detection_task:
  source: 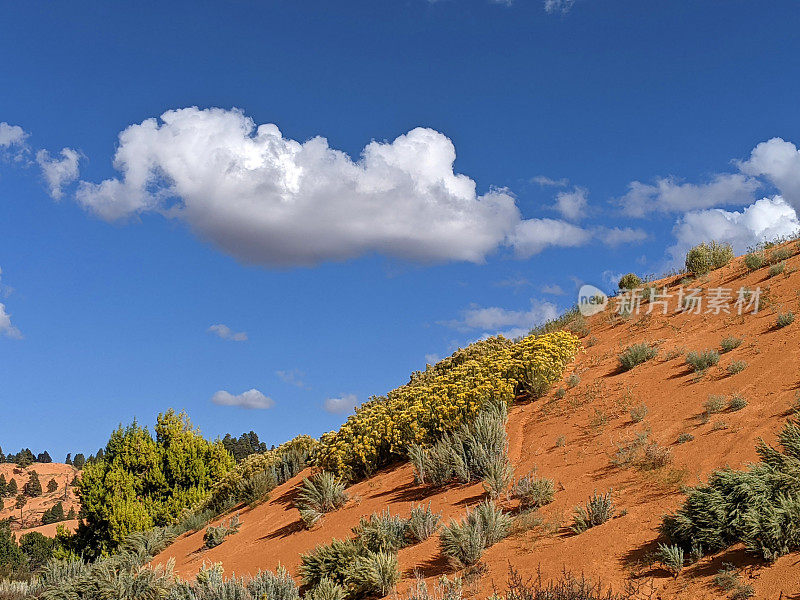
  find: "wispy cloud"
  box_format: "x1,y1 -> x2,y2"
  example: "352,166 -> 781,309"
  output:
441,298 -> 558,339
544,0 -> 576,14
494,276 -> 531,290
617,174 -> 759,217
0,267 -> 21,339
532,175 -> 569,187
593,226 -> 648,247
541,283 -> 565,295
211,388 -> 274,409
553,186 -> 589,221
324,393 -> 357,414
208,323 -> 248,342
424,353 -> 441,365
276,369 -> 309,389
37,148 -> 81,199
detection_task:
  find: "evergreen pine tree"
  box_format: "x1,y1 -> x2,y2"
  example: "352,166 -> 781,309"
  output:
0,520 -> 22,569
65,453 -> 72,466
7,478 -> 17,496
15,494 -> 27,524
24,471 -> 42,497
0,474 -> 6,497
66,506 -> 76,519
37,451 -> 52,463
47,478 -> 58,493
72,454 -> 85,470
16,449 -> 34,468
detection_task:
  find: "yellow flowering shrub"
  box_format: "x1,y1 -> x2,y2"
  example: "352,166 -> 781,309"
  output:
205,434 -> 318,511
316,331 -> 581,480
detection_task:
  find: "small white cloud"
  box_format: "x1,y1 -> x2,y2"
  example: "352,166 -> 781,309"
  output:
594,226 -> 648,247
0,123 -> 28,149
553,186 -> 588,221
541,284 -> 565,295
668,196 -> 800,265
442,298 -> 559,337
276,369 -> 309,389
494,276 -> 531,289
509,218 -> 593,257
37,148 -> 81,199
211,388 -> 274,409
544,0 -> 575,14
532,175 -> 568,187
324,393 -> 357,414
207,324 -> 248,342
618,174 -> 759,217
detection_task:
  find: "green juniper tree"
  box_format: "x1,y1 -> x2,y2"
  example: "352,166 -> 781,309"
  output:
76,409 -> 234,554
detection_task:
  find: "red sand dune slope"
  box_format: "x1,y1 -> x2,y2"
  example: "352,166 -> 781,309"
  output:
154,247 -> 800,599
0,462 -> 81,534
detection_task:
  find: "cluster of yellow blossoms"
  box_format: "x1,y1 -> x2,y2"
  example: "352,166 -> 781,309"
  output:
204,434 -> 318,509
315,330 -> 582,480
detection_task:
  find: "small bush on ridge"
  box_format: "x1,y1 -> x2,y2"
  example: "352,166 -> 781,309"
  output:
744,252 -> 764,271
511,473 -> 555,509
685,241 -> 733,275
686,349 -> 720,372
618,273 -> 643,290
777,312 -> 795,328
618,342 -> 658,371
571,491 -> 616,534
657,543 -> 684,578
720,336 -> 742,353
203,514 -> 241,549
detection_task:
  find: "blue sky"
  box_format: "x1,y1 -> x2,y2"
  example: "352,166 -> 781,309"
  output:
2,0 -> 800,460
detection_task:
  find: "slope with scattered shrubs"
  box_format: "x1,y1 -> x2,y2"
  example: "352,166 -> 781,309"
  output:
139,238 -> 800,600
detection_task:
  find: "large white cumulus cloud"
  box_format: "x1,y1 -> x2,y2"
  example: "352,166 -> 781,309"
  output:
76,107 -> 523,266
739,137 -> 800,211
668,196 -> 800,264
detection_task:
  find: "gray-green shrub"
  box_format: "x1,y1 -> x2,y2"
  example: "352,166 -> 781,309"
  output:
728,394 -> 748,411
203,514 -> 240,549
618,342 -> 658,371
720,336 -> 742,353
744,252 -> 764,271
657,544 -> 684,578
686,349 -> 720,372
407,502 -> 442,542
571,491 -> 616,534
685,241 -> 733,275
511,473 -> 555,509
727,361 -> 748,375
777,311 -> 795,328
295,472 -> 348,528
704,395 -> 726,414
661,411 -> 800,560
410,402 -> 511,489
439,501 -> 511,567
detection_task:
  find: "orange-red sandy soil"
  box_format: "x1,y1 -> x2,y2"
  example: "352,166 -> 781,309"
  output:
0,462 -> 80,535
153,246 -> 800,599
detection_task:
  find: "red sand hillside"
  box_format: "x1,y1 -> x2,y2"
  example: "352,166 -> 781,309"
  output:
153,244 -> 800,600
0,462 -> 80,535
